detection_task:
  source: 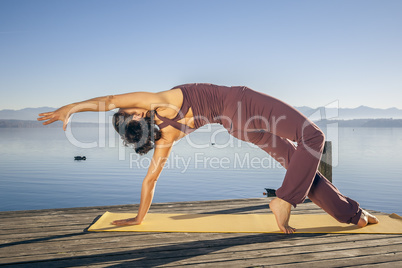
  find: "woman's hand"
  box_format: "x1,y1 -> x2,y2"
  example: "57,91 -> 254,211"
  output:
111,217 -> 142,226
37,105 -> 72,131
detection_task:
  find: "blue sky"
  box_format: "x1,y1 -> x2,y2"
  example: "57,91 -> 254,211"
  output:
1,0 -> 401,110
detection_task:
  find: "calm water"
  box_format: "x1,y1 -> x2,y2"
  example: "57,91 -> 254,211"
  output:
0,125 -> 401,215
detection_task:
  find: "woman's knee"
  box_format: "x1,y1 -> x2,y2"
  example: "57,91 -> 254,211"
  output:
301,124 -> 325,151
315,129 -> 325,150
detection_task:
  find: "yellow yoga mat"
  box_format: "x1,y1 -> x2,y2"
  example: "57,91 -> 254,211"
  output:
88,212 -> 402,234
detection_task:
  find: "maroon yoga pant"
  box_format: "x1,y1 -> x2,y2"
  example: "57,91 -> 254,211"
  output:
229,88 -> 362,224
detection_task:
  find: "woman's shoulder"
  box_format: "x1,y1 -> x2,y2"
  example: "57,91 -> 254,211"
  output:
157,88 -> 183,112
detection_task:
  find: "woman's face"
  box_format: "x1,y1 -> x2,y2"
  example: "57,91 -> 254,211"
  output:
118,108 -> 148,121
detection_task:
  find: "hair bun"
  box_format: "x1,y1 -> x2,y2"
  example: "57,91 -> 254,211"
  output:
113,111 -> 162,155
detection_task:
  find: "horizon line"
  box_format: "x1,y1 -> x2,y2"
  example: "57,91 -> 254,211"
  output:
1,105 -> 402,111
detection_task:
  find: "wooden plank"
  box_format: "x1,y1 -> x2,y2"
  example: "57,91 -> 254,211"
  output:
0,198 -> 400,267
2,235 -> 401,267
2,225 -> 397,255
2,233 -> 401,262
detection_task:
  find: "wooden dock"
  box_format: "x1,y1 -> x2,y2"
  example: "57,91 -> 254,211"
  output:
1,198 -> 401,267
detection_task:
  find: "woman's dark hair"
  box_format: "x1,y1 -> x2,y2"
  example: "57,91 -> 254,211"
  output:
112,110 -> 162,155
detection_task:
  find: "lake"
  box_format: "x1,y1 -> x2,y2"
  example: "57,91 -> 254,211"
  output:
0,125 -> 401,216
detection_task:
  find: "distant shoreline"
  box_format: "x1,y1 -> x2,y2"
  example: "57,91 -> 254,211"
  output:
0,119 -> 102,128
315,118 -> 402,128
1,118 -> 402,128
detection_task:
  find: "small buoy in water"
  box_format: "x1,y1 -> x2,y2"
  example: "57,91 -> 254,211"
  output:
74,156 -> 86,161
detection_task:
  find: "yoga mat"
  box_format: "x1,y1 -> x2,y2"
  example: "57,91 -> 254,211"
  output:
88,212 -> 402,234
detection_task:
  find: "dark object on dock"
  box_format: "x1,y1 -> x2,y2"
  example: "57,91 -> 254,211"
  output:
74,156 -> 86,161
263,188 -> 276,197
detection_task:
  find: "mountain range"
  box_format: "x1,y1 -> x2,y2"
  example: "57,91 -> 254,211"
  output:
296,105 -> 402,120
1,106 -> 402,128
0,107 -> 116,123
1,106 -> 402,122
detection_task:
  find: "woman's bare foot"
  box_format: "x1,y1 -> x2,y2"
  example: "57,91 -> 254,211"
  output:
357,210 -> 379,228
111,217 -> 141,226
269,197 -> 296,234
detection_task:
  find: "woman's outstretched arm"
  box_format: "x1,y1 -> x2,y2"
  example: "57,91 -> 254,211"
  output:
37,91 -> 169,130
111,142 -> 174,226
37,95 -> 114,130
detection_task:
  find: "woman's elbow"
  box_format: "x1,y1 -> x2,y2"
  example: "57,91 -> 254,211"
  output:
143,175 -> 159,185
107,95 -> 117,110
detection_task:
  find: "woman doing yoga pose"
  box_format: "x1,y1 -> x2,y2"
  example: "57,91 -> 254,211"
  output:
37,83 -> 378,234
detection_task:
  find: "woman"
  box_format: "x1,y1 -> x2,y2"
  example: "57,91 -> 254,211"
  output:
38,83 -> 378,234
